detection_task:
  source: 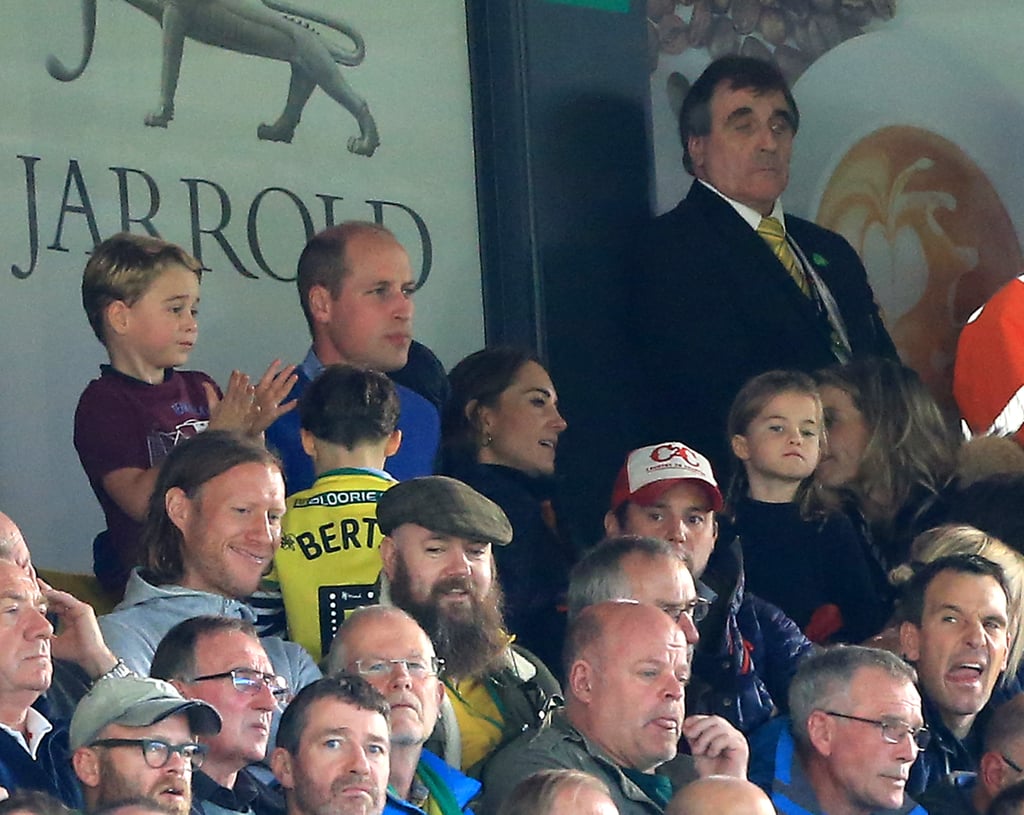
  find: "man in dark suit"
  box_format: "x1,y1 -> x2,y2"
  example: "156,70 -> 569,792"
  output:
636,56 -> 896,473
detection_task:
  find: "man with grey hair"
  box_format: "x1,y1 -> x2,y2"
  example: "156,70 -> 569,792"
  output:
749,646 -> 928,815
567,536 -> 702,647
328,606 -> 479,814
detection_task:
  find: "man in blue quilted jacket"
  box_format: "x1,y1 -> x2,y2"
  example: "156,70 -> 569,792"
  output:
604,441 -> 813,733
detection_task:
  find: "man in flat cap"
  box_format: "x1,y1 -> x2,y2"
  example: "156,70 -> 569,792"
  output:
375,476 -> 561,780
70,676 -> 222,815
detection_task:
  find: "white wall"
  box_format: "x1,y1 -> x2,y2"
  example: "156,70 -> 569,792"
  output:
1,1 -> 485,570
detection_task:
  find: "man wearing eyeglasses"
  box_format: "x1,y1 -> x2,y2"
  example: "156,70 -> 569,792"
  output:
603,442 -> 813,735
748,645 -> 928,815
70,675 -> 221,815
567,536 -> 705,645
328,606 -> 480,814
151,616 -> 291,815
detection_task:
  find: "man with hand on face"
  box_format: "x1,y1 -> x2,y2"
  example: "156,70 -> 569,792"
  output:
328,606 -> 480,815
271,675 -> 390,815
0,510 -> 141,727
480,601 -> 748,815
897,553 -> 1012,797
376,476 -> 561,779
70,676 -> 221,815
97,431 -> 320,692
567,536 -> 747,789
0,520 -> 151,808
636,55 -> 894,473
266,221 -> 439,493
749,646 -> 928,815
603,442 -> 812,734
151,616 -> 290,815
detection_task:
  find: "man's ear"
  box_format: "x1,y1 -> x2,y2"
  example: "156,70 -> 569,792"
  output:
380,536 -> 397,580
307,284 -> 333,326
731,434 -> 750,461
568,659 -> 594,705
72,747 -> 101,788
687,135 -> 707,174
165,487 -> 192,535
806,710 -> 835,757
270,747 -> 294,790
603,510 -> 621,537
385,429 -> 402,458
899,621 -> 922,662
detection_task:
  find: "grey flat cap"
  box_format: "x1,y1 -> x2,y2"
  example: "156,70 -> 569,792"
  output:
377,476 -> 513,545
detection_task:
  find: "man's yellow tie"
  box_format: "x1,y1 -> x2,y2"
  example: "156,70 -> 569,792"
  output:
758,216 -> 810,298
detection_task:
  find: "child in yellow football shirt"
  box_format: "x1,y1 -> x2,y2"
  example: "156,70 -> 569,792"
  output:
265,364 -> 401,660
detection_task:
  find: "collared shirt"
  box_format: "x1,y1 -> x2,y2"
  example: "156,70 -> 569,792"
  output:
696,180 -> 852,361
697,179 -> 786,232
0,706 -> 53,759
190,767 -> 285,815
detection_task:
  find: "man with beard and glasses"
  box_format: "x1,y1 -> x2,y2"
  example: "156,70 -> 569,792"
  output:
70,676 -> 221,815
376,476 -> 561,779
271,675 -> 390,815
328,606 -> 480,814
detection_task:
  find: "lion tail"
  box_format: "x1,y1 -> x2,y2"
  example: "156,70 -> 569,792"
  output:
46,0 -> 97,81
265,1 -> 367,66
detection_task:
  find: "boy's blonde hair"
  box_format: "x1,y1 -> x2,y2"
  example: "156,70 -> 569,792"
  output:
82,232 -> 202,344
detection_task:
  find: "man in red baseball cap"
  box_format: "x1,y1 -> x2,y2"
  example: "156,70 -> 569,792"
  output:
604,441 -> 812,736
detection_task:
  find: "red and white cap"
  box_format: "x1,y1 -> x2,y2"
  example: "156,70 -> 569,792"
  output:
610,442 -> 723,512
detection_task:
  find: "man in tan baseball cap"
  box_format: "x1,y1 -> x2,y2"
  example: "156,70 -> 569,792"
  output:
70,676 -> 221,815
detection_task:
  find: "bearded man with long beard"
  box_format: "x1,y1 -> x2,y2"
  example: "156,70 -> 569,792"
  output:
376,477 -> 561,780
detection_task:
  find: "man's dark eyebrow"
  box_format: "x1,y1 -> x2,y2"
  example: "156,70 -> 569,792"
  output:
724,106 -> 754,125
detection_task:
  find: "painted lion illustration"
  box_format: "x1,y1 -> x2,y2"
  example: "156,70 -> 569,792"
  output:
48,0 -> 380,156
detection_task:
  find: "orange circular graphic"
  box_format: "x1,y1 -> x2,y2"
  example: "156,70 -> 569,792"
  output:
816,125 -> 1020,410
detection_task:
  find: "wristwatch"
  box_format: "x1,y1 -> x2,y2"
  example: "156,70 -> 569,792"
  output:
93,659 -> 135,685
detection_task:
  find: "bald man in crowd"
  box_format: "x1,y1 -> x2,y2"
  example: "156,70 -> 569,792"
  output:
480,601 -> 746,815
665,776 -> 774,815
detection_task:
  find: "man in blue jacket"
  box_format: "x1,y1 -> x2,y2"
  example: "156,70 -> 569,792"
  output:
604,442 -> 813,734
328,606 -> 479,815
749,646 -> 928,815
